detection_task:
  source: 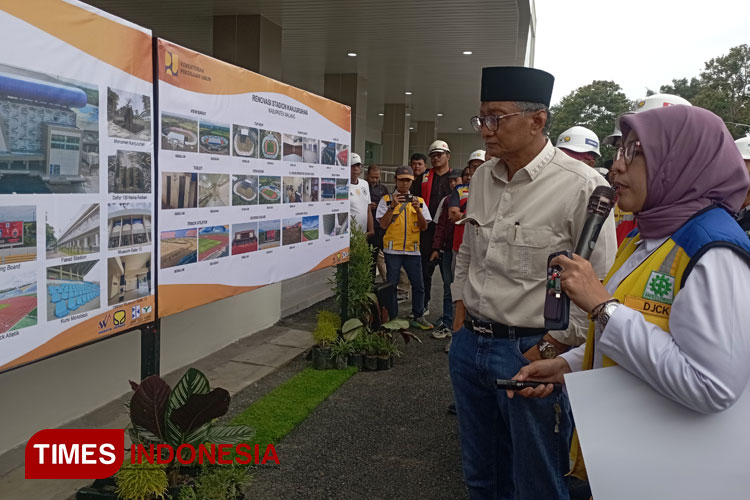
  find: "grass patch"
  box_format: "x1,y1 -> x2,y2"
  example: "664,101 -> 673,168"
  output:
231,366 -> 357,448
302,230 -> 318,241
0,303 -> 8,311
198,238 -> 221,252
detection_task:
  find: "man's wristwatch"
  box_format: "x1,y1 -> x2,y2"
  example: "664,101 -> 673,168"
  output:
593,299 -> 620,331
536,340 -> 559,359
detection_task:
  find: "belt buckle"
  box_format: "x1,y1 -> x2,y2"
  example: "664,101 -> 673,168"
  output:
472,320 -> 493,336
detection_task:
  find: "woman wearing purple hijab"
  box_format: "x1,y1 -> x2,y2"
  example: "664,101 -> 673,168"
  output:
508,105 -> 750,420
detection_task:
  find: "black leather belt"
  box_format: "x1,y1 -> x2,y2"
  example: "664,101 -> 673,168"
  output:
464,315 -> 546,339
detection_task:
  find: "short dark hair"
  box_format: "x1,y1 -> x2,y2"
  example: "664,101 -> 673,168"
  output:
514,101 -> 551,135
366,164 -> 380,174
410,153 -> 428,163
462,166 -> 472,176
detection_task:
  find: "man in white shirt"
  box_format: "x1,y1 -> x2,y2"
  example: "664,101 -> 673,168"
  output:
348,153 -> 373,237
449,66 -> 616,500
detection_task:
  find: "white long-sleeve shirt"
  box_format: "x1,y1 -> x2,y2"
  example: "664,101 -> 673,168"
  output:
561,240 -> 750,413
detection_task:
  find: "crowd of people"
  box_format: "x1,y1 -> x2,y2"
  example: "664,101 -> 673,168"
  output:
347,64 -> 750,499
349,140 -> 489,334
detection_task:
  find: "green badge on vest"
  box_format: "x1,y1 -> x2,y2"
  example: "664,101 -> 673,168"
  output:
643,271 -> 675,305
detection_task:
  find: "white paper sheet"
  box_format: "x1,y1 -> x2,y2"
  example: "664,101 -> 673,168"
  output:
565,366 -> 750,500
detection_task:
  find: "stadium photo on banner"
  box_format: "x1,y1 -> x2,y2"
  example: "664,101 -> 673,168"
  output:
46,260 -> 102,320
160,228 -> 197,269
107,87 -> 151,141
232,175 -> 259,206
0,63 -> 100,195
161,112 -> 198,153
231,222 -> 258,255
0,205 -> 36,264
198,120 -> 230,156
107,253 -> 152,306
161,172 -> 198,210
198,225 -> 230,261
232,124 -> 258,158
107,203 -> 152,250
0,265 -> 37,334
45,204 -> 100,259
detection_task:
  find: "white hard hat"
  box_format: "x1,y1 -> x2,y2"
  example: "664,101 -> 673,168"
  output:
633,93 -> 692,112
602,123 -> 622,147
429,140 -> 450,154
350,152 -> 362,166
736,136 -> 750,160
614,93 -> 693,138
556,126 -> 601,156
595,167 -> 610,178
468,149 -> 485,162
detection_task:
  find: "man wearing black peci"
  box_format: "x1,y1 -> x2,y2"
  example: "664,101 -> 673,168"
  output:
449,66 -> 616,499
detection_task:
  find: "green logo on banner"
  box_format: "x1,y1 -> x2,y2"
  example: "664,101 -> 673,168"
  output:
643,271 -> 675,304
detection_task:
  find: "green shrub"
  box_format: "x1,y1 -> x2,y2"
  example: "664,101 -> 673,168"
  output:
335,218 -> 374,322
177,465 -> 251,500
114,460 -> 168,500
313,310 -> 341,346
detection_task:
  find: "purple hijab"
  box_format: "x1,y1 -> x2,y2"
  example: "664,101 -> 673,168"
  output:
620,105 -> 749,239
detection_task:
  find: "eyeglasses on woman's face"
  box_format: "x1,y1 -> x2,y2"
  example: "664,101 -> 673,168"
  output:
615,140 -> 643,165
469,111 -> 526,133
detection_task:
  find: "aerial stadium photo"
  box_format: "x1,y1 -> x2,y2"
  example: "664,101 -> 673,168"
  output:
198,120 -> 231,155
161,113 -> 198,153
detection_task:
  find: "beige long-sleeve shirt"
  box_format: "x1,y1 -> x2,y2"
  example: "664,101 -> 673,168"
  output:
451,140 -> 617,346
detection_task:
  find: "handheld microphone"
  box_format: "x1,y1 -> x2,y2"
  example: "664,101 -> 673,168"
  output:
544,185 -> 616,330
574,186 -> 617,260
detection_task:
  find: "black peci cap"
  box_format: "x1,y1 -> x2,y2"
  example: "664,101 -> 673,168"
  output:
481,67 -> 555,107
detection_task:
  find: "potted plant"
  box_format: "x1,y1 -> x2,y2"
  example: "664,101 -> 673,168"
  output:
78,368 -> 255,499
113,460 -> 169,500
347,335 -> 365,369
363,336 -> 379,371
176,464 -> 251,500
329,337 -> 353,370
312,310 -> 340,370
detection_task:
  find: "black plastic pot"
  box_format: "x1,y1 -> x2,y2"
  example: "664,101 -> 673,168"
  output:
364,355 -> 378,371
312,346 -> 332,370
348,353 -> 363,369
376,356 -> 391,371
334,354 -> 348,370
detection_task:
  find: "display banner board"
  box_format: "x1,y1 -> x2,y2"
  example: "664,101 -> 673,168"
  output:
156,40 -> 351,317
0,0 -> 156,373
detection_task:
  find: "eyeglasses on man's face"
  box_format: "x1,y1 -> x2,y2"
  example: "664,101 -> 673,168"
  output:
615,140 -> 643,165
470,111 -> 526,133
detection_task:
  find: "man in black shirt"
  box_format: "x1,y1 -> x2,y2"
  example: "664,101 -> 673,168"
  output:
409,153 -> 428,196
418,140 -> 458,324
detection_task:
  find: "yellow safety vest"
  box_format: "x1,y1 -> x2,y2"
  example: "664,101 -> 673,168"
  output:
569,206 -> 750,480
382,194 -> 425,252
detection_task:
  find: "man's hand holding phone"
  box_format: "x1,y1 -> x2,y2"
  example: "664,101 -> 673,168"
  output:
505,357 -> 571,399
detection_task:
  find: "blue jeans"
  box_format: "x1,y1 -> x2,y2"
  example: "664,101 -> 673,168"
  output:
384,252 -> 424,319
449,327 -> 572,500
439,249 -> 454,327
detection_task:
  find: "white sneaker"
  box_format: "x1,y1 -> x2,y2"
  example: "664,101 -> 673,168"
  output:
423,308 -> 430,316
431,326 -> 452,339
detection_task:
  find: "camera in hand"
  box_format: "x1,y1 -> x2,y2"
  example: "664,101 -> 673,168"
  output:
404,193 -> 413,203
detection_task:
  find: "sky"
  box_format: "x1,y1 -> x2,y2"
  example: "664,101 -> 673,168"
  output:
534,0 -> 749,106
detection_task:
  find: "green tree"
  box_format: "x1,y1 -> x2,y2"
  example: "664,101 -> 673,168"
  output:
657,44 -> 750,138
659,77 -> 703,102
549,80 -> 632,163
694,44 -> 750,138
